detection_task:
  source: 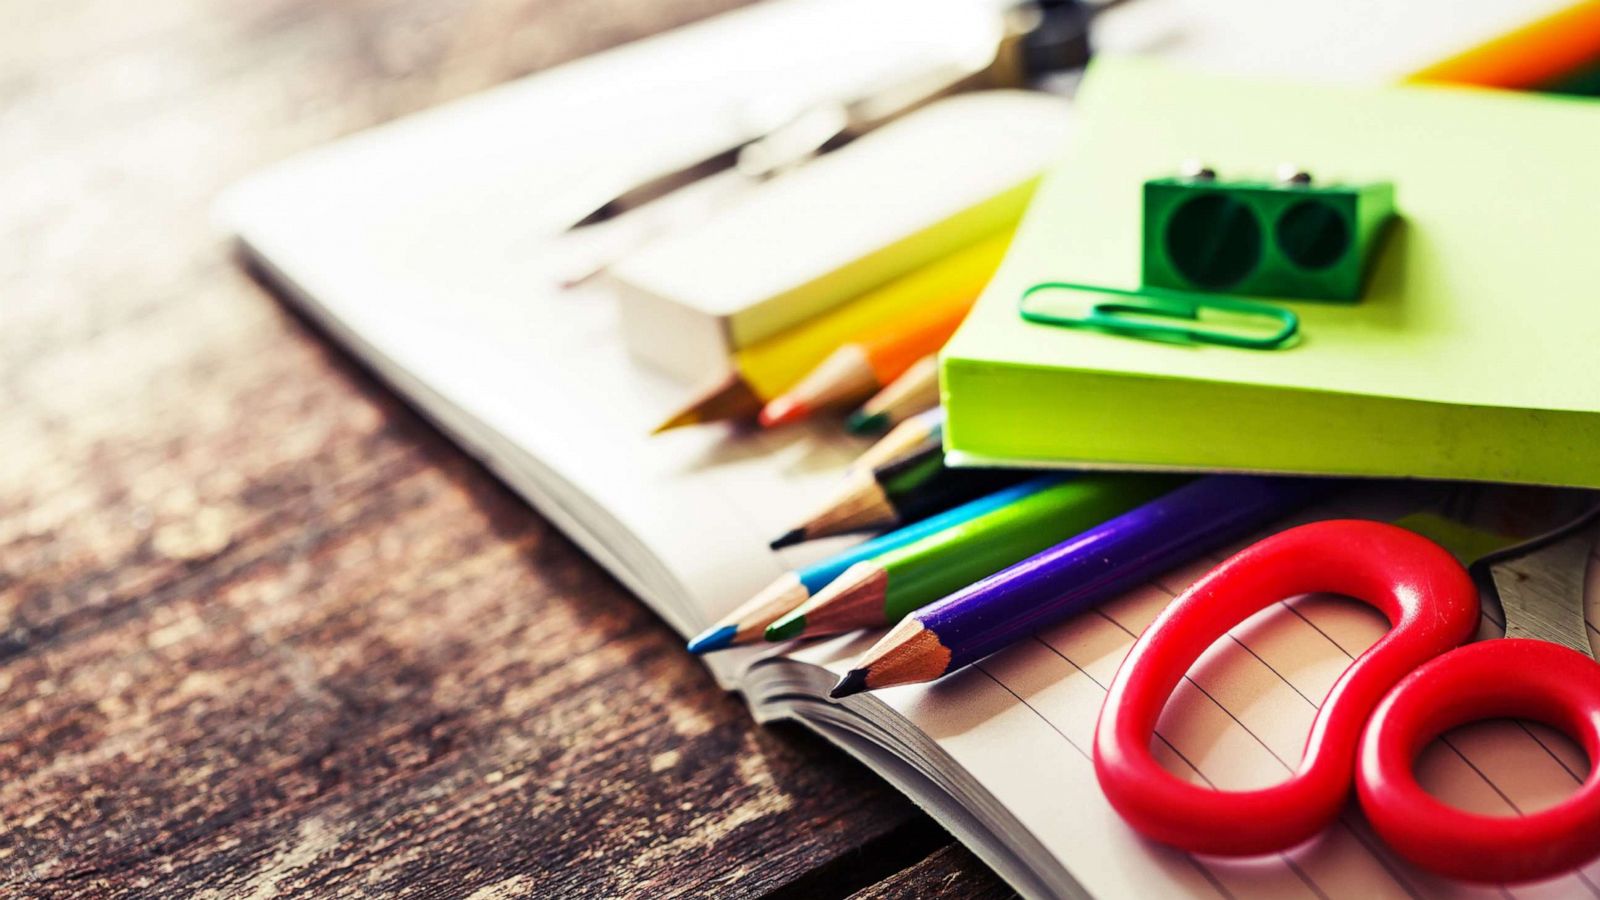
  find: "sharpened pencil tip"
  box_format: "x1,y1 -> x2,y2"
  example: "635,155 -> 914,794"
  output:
651,410 -> 698,434
758,397 -> 807,428
829,668 -> 869,699
653,373 -> 764,434
686,624 -> 737,654
768,528 -> 806,550
764,614 -> 806,642
845,410 -> 888,435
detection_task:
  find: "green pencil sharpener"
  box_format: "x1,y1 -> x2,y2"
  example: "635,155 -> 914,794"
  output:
1142,167 -> 1395,302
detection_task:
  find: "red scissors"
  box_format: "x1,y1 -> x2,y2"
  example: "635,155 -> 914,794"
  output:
1093,503 -> 1600,883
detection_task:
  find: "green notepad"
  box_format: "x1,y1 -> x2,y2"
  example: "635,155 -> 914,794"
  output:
942,57 -> 1600,488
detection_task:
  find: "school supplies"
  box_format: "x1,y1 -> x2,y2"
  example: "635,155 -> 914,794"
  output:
1017,281 -> 1301,351
223,0 -> 1600,894
1408,0 -> 1600,90
943,58 -> 1600,487
1142,169 -> 1394,302
610,91 -> 1071,381
1018,163 -> 1396,350
687,476 -> 1064,653
759,296 -> 973,427
766,474 -> 1180,642
654,234 -> 1008,432
829,475 -> 1324,696
850,407 -> 945,474
1096,502 -> 1600,883
574,0 -> 1101,231
768,444 -> 1025,549
846,355 -> 941,435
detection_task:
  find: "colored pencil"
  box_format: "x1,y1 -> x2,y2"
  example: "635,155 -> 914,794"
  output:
652,372 -> 765,433
829,475 -> 1330,697
685,476 -> 1067,653
849,407 -> 945,475
1406,0 -> 1600,91
768,445 -> 1026,549
758,301 -> 971,427
846,354 -> 940,435
652,233 -> 1008,433
765,474 -> 1182,642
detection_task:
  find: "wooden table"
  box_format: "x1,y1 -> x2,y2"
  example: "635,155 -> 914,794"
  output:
0,1 -> 1017,896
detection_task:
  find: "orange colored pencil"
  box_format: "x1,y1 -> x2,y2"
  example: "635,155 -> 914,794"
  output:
758,300 -> 972,427
1407,1 -> 1600,90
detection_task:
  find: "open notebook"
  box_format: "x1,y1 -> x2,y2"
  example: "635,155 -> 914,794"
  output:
218,0 -> 1596,896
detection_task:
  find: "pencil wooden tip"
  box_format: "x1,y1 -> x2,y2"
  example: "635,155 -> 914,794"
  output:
652,373 -> 762,434
651,409 -> 700,434
686,624 -> 737,654
829,668 -> 870,699
763,562 -> 888,642
764,613 -> 806,642
758,397 -> 808,428
851,619 -> 953,693
768,528 -> 806,550
846,410 -> 889,435
773,473 -> 893,545
696,573 -> 811,650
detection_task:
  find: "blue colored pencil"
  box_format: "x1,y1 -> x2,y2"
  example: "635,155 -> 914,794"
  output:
687,476 -> 1067,653
830,475 -> 1331,696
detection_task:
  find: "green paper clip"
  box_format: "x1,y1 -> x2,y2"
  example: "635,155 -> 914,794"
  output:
1018,281 -> 1299,350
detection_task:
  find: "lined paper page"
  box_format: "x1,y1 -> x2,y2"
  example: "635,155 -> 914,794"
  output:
796,492 -> 1600,898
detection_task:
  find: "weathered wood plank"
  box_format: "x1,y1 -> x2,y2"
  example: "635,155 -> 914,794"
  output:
846,845 -> 1019,900
0,0 -> 1016,895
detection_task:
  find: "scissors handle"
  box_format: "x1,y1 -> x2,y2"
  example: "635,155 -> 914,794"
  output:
1358,638 -> 1600,883
1094,520 -> 1479,855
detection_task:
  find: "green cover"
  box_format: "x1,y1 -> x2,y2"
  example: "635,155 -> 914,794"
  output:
943,58 -> 1600,488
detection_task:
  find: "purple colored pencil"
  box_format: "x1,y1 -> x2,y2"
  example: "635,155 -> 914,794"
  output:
831,475 -> 1333,697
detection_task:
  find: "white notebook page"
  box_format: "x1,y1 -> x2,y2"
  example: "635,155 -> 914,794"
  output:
218,0 -> 1022,642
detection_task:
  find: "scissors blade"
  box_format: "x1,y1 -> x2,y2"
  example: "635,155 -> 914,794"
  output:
1479,518 -> 1600,659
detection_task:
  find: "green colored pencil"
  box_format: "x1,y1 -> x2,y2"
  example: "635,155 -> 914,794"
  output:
764,473 -> 1184,642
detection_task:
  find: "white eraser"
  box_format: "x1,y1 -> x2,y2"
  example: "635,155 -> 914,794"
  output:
609,90 -> 1073,381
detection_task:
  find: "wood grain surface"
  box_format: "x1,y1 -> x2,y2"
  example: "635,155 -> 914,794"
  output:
0,0 -> 1015,896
